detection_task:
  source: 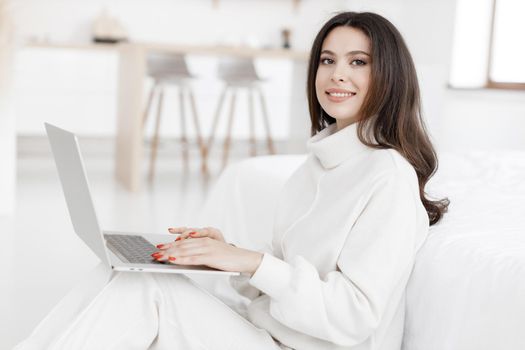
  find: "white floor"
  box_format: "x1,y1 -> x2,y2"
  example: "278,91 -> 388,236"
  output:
1,137 -> 285,349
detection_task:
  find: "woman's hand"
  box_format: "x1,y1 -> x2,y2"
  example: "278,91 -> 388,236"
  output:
152,227 -> 263,275
167,226 -> 226,243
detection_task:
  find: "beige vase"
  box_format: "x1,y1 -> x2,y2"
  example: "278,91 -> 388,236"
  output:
0,0 -> 16,216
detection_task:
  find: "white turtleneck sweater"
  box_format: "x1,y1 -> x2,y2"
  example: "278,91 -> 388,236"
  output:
230,122 -> 429,350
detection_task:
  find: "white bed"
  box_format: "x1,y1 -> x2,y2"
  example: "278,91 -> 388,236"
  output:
402,151 -> 525,350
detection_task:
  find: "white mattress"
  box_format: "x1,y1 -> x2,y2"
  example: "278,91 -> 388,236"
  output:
403,151 -> 525,350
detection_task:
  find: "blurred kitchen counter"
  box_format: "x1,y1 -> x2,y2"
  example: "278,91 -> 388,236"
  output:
26,41 -> 309,60
23,41 -> 310,192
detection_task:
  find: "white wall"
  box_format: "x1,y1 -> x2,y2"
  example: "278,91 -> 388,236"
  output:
11,0 -> 349,140
441,89 -> 525,151
11,0 -> 348,51
9,0 -> 525,151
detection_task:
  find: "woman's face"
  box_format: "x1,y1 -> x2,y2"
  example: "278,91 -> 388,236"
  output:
315,26 -> 372,131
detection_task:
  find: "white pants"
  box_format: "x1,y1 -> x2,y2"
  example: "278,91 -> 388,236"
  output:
15,267 -> 281,350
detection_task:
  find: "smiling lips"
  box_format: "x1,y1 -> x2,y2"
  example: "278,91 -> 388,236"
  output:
325,88 -> 356,102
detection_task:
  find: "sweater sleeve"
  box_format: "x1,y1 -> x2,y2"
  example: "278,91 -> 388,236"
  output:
247,170 -> 421,346
229,242 -> 274,302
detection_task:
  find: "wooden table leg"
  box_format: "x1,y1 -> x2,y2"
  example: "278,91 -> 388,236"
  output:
0,43 -> 16,215
115,44 -> 146,192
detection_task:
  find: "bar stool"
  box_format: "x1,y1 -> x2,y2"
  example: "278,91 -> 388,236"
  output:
142,52 -> 208,181
207,57 -> 276,171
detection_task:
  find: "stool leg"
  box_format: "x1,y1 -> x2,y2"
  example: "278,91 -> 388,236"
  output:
206,86 -> 228,167
149,86 -> 165,183
257,86 -> 276,154
222,89 -> 237,171
248,88 -> 256,157
188,87 -> 208,176
179,87 -> 190,173
142,81 -> 158,129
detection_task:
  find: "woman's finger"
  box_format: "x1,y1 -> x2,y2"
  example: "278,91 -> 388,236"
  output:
182,227 -> 223,241
155,242 -> 173,250
167,240 -> 235,268
204,227 -> 225,242
168,226 -> 190,234
202,227 -> 220,239
151,250 -> 169,262
168,255 -> 204,266
179,228 -> 201,240
166,240 -> 220,265
155,234 -> 202,254
156,234 -> 193,250
152,237 -> 211,259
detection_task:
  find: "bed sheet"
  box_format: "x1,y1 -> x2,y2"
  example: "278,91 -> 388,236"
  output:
403,151 -> 525,350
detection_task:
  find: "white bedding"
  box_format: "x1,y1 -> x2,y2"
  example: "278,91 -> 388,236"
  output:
403,151 -> 525,350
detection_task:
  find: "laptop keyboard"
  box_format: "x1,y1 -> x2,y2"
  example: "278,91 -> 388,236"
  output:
104,234 -> 164,264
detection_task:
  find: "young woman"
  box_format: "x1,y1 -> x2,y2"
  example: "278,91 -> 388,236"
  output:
16,11 -> 448,350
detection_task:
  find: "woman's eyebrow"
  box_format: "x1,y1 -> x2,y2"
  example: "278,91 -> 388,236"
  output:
320,49 -> 371,56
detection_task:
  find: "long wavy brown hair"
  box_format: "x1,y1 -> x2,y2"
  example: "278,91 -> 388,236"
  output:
307,12 -> 449,226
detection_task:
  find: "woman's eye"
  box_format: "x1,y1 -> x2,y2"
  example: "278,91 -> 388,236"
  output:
320,58 -> 334,65
351,59 -> 367,66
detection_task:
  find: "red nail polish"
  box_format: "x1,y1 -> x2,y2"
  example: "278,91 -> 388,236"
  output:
156,244 -> 164,249
189,232 -> 197,236
168,257 -> 176,261
151,252 -> 161,257
175,237 -> 181,241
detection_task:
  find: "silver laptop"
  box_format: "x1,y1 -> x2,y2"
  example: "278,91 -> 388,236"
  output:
44,122 -> 239,276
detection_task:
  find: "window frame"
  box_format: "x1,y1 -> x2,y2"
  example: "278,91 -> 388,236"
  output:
485,0 -> 525,90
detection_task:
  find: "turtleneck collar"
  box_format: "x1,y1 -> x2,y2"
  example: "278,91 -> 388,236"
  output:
306,122 -> 374,169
